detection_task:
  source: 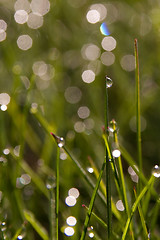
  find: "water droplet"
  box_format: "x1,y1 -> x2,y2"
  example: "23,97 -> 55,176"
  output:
66,216 -> 77,226
68,188 -> 80,198
88,232 -> 94,238
3,148 -> 10,155
112,149 -> 121,158
64,226 -> 75,236
87,167 -> 94,173
87,226 -> 94,238
65,196 -> 76,207
1,222 -> 6,232
116,200 -> 125,211
17,235 -> 23,240
46,176 -> 56,189
152,165 -> 160,178
57,137 -> 65,148
0,157 -> 7,164
105,76 -> 113,88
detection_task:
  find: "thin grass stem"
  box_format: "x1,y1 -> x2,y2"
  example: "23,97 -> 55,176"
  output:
135,38 -> 142,192
111,120 -> 134,240
82,205 -> 121,239
120,145 -> 159,199
105,80 -> 112,239
80,160 -> 106,240
56,147 -> 60,240
49,189 -> 56,240
122,176 -> 154,240
133,188 -> 149,239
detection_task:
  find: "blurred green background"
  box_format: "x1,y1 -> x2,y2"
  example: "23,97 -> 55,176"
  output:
0,0 -> 160,239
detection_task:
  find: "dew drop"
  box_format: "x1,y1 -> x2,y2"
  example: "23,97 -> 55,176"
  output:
88,232 -> 94,238
105,76 -> 113,88
46,176 -> 56,189
112,149 -> 121,158
66,216 -> 77,226
64,226 -> 75,236
152,165 -> 160,178
68,188 -> 80,199
65,196 -> 76,207
17,235 -> 23,240
57,137 -> 65,148
87,167 -> 94,173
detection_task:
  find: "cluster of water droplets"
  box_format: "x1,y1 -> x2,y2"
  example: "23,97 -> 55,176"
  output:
87,226 -> 94,238
0,221 -> 8,239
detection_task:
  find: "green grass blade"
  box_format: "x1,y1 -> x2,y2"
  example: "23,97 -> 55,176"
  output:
82,205 -> 121,239
122,176 -> 154,240
111,120 -> 134,240
112,120 -> 130,216
150,199 -> 160,232
80,160 -> 106,240
120,145 -> 158,199
56,147 -> 60,240
102,133 -> 121,193
11,222 -> 26,240
24,210 -> 49,240
34,112 -> 121,221
133,187 -> 149,239
135,38 -> 142,191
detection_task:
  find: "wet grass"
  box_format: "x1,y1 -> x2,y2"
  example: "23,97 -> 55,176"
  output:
1,8 -> 160,238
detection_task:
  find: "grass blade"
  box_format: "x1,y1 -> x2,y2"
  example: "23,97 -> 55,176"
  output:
24,210 -> 49,240
111,120 -> 134,240
135,38 -> 142,191
133,188 -> 149,239
120,145 -> 159,199
56,147 -> 60,240
82,204 -> 120,239
80,160 -> 106,240
122,176 -> 154,240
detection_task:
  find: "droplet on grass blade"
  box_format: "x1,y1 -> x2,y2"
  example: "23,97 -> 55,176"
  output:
57,137 -> 65,147
46,176 -> 56,189
50,133 -> 65,148
105,76 -> 113,88
152,165 -> 160,178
